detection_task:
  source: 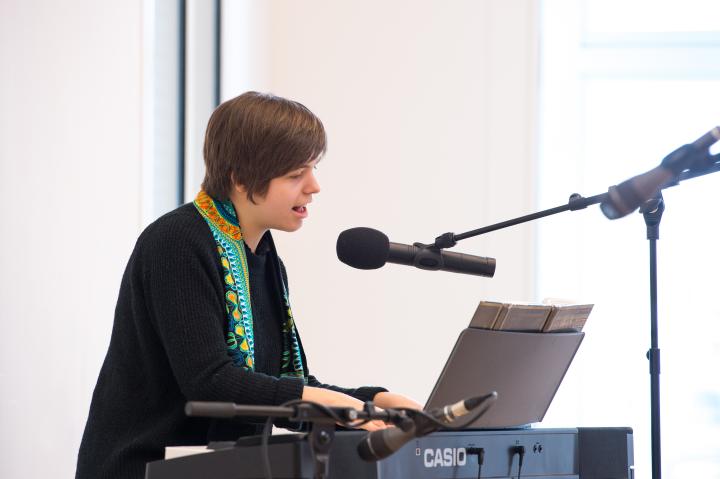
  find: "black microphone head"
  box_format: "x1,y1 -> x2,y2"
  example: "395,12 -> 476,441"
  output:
600,180 -> 643,220
600,166 -> 674,220
336,227 -> 390,270
357,425 -> 417,462
357,431 -> 386,462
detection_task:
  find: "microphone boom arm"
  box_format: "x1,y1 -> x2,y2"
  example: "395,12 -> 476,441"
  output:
428,192 -> 609,249
429,150 -> 720,250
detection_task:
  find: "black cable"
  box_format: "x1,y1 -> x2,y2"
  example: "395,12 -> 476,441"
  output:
467,447 -> 484,479
511,445 -> 525,479
261,415 -> 273,479
478,448 -> 484,479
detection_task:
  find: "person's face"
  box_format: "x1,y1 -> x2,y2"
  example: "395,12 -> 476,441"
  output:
242,159 -> 322,233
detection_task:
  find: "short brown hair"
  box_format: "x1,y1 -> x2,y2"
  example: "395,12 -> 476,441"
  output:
201,91 -> 327,201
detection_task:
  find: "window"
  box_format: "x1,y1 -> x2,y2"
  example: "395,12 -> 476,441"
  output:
539,1 -> 720,476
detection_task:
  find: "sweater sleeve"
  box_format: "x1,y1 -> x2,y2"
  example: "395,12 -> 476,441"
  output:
277,258 -> 388,403
140,214 -> 304,406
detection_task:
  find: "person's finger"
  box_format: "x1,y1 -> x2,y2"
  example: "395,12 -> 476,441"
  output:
369,420 -> 389,431
359,420 -> 389,432
360,423 -> 382,432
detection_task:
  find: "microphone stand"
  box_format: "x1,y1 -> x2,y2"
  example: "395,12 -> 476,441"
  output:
640,193 -> 664,479
185,401 -> 406,479
420,156 -> 720,479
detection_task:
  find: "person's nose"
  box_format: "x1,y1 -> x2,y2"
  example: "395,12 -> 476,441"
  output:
305,171 -> 321,195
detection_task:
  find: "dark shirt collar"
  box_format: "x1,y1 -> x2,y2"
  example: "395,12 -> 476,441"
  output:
253,231 -> 271,255
211,195 -> 272,256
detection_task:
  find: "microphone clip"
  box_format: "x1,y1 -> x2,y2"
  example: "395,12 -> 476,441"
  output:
410,243 -> 446,270
432,232 -> 458,249
639,192 -> 665,241
395,412 -> 418,433
362,400 -> 414,429
411,232 -> 459,269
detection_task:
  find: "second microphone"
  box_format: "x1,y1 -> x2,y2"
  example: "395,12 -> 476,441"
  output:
337,227 -> 496,278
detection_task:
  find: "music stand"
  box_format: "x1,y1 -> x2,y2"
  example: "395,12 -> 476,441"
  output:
425,328 -> 584,429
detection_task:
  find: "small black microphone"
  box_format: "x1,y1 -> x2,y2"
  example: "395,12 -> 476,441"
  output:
600,126 -> 720,219
185,402 -> 238,418
357,393 -> 497,462
336,227 -> 496,277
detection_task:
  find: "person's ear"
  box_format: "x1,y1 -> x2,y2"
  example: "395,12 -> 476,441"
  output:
230,173 -> 248,198
233,183 -> 248,196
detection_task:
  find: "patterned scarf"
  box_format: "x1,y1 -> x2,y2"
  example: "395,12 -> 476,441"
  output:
194,190 -> 306,379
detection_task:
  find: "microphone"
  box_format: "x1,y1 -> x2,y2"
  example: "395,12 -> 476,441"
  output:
357,393 -> 497,462
600,127 -> 720,219
185,401 -> 237,418
336,227 -> 496,277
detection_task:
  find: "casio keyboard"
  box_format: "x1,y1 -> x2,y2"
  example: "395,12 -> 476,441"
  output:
145,427 -> 634,478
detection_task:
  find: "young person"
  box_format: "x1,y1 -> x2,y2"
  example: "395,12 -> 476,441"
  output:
75,92 -> 421,479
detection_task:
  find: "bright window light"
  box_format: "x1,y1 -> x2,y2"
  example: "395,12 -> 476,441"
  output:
540,1 -> 720,477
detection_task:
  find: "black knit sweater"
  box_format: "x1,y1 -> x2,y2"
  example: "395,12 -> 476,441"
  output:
75,203 -> 385,479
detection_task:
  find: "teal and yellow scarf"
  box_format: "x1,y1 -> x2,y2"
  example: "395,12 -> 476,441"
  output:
193,190 -> 306,379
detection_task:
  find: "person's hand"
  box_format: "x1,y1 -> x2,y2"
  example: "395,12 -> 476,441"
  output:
301,386 -> 388,432
372,391 -> 423,411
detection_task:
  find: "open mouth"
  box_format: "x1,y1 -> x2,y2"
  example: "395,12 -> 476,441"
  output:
292,206 -> 307,213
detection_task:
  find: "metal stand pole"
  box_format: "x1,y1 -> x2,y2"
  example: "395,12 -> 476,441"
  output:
640,194 -> 665,479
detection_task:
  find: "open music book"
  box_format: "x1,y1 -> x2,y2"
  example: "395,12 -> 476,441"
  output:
469,301 -> 593,332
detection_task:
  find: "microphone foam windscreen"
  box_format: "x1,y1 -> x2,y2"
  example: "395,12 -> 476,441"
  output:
336,227 -> 390,269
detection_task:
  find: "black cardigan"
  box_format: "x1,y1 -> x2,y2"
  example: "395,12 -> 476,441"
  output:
76,203 -> 385,479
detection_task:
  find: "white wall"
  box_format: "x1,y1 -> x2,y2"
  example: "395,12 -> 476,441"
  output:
1,1 -> 539,477
0,1 -> 143,477
221,0 -> 540,403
